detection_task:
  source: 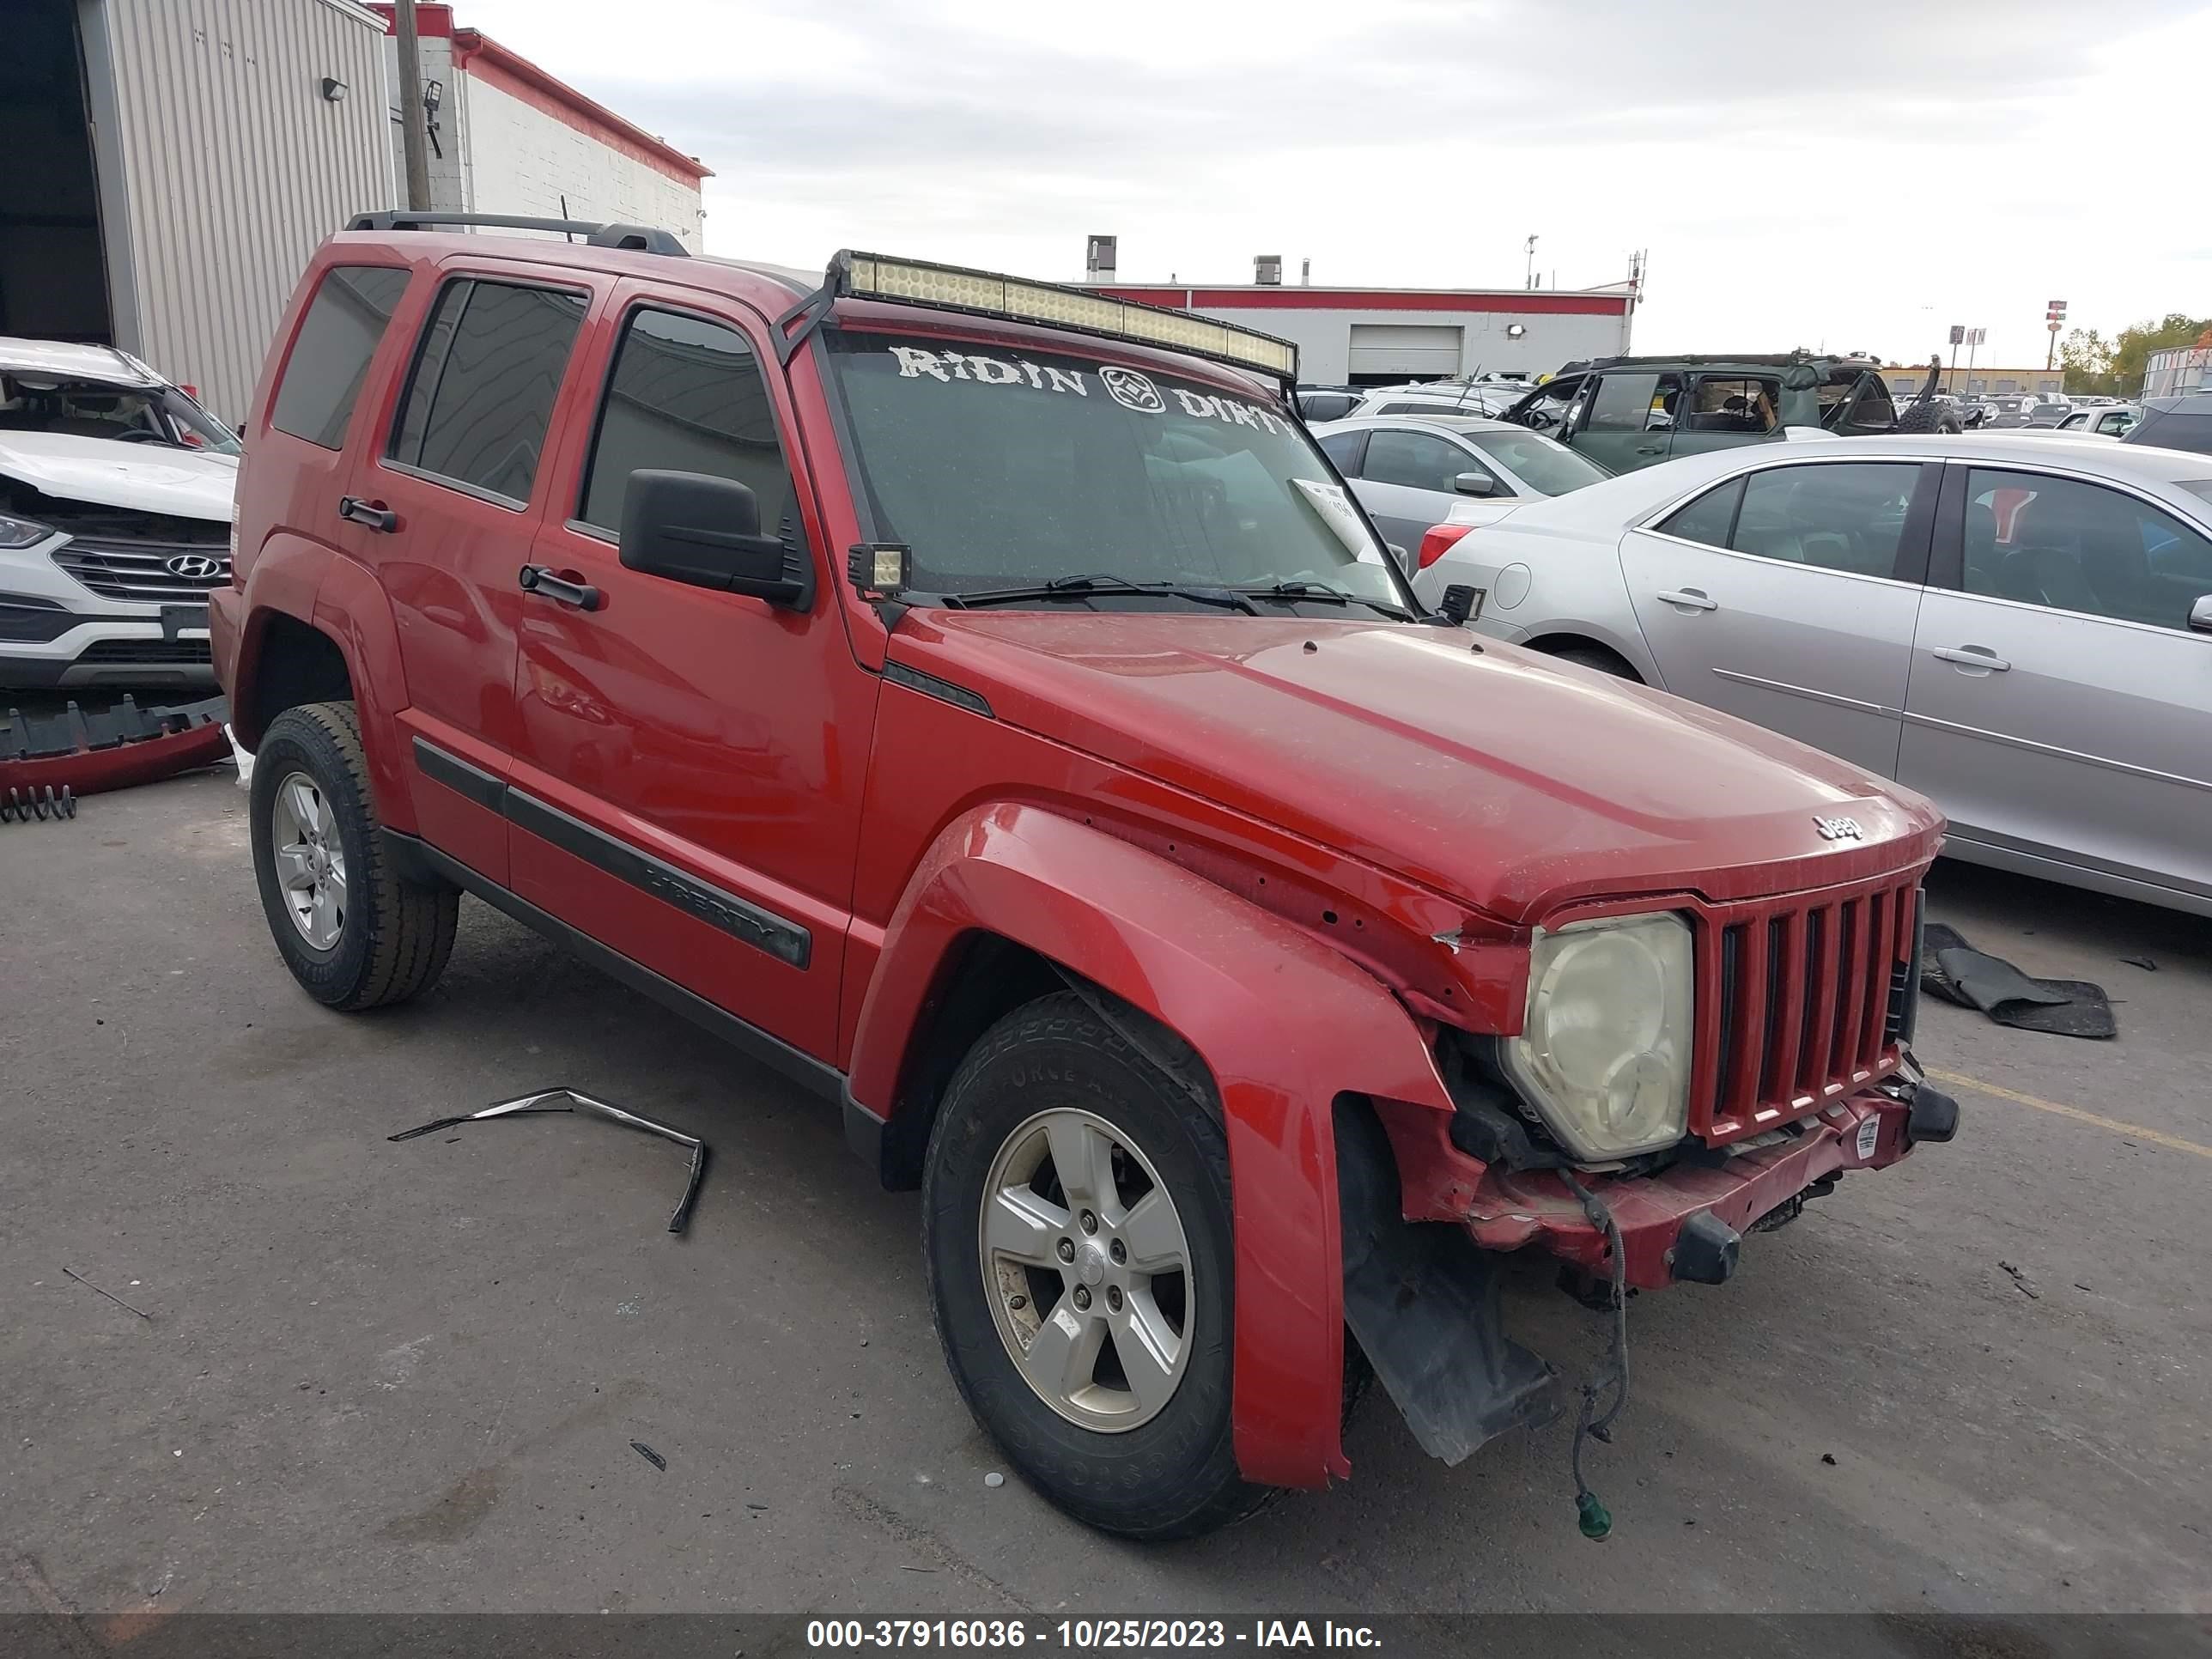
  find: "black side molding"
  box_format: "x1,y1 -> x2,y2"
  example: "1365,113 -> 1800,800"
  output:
386,829 -> 841,1103
409,738 -> 811,969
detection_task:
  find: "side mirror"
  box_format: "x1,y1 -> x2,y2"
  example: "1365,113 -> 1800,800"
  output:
1386,542 -> 1410,570
1454,471 -> 1498,497
2191,595 -> 2212,634
619,469 -> 811,609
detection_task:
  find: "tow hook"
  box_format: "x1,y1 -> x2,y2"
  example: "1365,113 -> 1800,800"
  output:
1908,1084 -> 1960,1145
1667,1210 -> 1741,1285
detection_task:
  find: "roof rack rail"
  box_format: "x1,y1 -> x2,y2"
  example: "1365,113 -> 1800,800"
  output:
344,211 -> 690,258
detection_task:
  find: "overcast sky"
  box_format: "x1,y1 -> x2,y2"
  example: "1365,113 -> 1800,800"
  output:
455,0 -> 2209,369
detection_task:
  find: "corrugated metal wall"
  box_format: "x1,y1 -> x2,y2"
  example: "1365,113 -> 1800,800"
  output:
94,0 -> 392,422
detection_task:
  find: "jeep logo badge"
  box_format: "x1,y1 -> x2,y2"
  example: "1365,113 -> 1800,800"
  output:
1814,816 -> 1864,842
165,553 -> 224,580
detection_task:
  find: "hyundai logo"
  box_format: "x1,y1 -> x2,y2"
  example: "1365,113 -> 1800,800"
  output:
164,553 -> 225,580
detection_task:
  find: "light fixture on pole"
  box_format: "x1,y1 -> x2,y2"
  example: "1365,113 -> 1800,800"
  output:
2045,300 -> 2068,374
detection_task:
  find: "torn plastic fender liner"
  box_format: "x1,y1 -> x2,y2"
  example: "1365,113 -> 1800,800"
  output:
1336,1101 -> 1560,1463
846,802 -> 1462,1491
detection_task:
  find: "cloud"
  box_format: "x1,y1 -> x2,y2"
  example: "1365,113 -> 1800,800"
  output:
453,0 -> 2210,363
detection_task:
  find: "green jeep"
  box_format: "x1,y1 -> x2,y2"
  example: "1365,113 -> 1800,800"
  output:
1500,353 -> 1954,474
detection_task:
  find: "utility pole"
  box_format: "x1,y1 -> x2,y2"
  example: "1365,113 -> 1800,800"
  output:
393,0 -> 432,211
1524,234 -> 1537,290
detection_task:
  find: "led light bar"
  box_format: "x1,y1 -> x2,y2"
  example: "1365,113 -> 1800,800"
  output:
834,252 -> 1298,380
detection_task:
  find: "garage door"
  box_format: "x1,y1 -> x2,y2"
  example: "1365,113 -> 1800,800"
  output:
1347,324 -> 1463,380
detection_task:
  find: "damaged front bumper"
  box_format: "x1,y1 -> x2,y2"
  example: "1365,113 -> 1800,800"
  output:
1462,1076 -> 1959,1291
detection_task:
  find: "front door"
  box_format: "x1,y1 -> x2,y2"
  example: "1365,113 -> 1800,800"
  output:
505,289 -> 870,1062
359,263 -> 595,882
1617,458 -> 1936,775
1571,369 -> 1681,473
1898,463 -> 2212,905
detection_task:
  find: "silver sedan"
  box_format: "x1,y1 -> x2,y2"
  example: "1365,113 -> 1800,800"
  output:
1310,414 -> 1612,557
1413,434 -> 2212,916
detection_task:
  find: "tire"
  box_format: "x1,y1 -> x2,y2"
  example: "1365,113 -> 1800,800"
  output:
249,701 -> 458,1011
921,991 -> 1268,1540
1896,399 -> 1963,435
1542,642 -> 1639,681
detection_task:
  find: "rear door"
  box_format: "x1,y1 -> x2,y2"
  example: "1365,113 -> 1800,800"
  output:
1898,463 -> 2212,904
358,262 -> 597,881
1617,457 -> 1936,775
1669,372 -> 1785,462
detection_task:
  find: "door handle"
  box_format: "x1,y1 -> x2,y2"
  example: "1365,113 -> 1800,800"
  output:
337,495 -> 398,532
1656,588 -> 1719,611
1635,444 -> 1667,455
1933,644 -> 2009,672
519,564 -> 602,611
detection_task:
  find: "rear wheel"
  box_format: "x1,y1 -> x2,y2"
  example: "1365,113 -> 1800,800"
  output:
250,702 -> 458,1011
921,992 -> 1266,1540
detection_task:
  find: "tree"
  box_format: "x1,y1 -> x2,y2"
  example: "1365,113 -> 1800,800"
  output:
2059,328 -> 2114,396
2109,313 -> 2212,394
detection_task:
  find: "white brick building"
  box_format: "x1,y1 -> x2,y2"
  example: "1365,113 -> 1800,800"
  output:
373,3 -> 708,247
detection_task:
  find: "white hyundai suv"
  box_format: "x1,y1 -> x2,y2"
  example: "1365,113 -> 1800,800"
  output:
0,338 -> 240,690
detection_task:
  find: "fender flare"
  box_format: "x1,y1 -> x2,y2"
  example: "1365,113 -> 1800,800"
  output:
230,538 -> 417,831
311,554 -> 417,830
848,803 -> 1455,1490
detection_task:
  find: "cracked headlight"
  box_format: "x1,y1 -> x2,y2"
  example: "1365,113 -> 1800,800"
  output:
1500,911 -> 1693,1161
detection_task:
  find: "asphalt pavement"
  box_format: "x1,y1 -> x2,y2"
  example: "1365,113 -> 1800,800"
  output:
2,769 -> 2207,1626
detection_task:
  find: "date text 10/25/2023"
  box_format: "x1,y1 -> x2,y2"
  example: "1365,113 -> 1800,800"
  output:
805,1619 -> 1383,1650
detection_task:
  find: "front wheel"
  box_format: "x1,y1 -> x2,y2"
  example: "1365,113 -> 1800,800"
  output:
921,992 -> 1266,1540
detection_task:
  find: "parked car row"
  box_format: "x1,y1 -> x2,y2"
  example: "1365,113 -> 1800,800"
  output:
1413,434 -> 2212,916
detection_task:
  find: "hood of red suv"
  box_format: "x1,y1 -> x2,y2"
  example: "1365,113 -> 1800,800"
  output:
899,612 -> 1942,925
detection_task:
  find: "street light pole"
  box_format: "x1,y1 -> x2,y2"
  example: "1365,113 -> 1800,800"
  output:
1524,234 -> 1537,291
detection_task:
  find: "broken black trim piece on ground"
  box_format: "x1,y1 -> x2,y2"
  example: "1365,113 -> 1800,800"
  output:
389,1087 -> 710,1234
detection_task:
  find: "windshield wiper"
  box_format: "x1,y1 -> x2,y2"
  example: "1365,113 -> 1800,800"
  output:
951,574 -> 1258,614
1234,580 -> 1417,622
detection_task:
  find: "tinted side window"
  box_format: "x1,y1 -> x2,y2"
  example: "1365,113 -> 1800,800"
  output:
1316,428 -> 1367,476
578,307 -> 796,538
1298,392 -> 1358,422
1655,476 -> 1743,547
388,278 -> 587,502
1364,428 -> 1474,493
1730,462 -> 1920,577
1961,469 -> 2212,629
267,264 -> 410,449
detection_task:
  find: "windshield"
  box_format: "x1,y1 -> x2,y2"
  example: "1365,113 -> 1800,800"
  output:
0,372 -> 241,455
1462,428 -> 1610,495
826,331 -> 1410,612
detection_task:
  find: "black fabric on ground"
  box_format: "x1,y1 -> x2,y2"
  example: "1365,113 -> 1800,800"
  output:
1919,921 -> 2116,1039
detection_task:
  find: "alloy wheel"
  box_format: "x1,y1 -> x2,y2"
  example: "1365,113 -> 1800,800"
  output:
270,770 -> 347,951
978,1107 -> 1194,1432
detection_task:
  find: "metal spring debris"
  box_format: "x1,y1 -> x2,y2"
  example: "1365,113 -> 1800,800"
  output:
0,785 -> 76,824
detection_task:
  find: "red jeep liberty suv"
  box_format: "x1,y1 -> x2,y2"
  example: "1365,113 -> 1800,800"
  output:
214,213 -> 1956,1540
